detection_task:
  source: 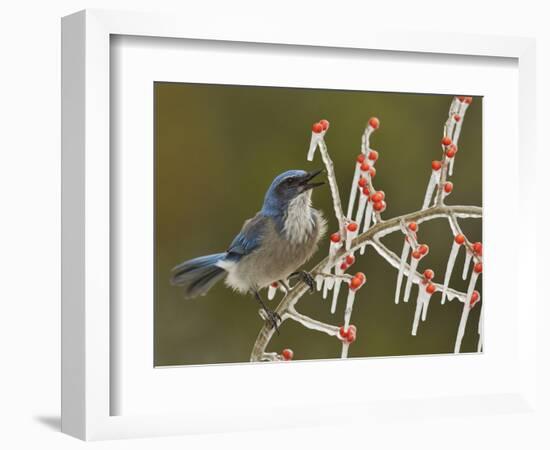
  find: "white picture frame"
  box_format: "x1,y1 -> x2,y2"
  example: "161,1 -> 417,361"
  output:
61,9 -> 537,441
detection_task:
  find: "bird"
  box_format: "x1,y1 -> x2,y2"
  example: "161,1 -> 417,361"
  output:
170,169 -> 327,332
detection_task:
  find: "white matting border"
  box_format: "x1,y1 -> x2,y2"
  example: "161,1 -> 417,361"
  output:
61,9 -> 537,440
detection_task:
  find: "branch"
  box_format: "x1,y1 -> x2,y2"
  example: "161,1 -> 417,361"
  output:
369,238 -> 469,303
286,307 -> 340,336
250,204 -> 481,361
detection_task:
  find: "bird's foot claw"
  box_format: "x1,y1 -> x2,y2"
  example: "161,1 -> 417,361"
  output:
265,309 -> 282,334
301,272 -> 316,293
259,308 -> 282,334
290,271 -> 315,293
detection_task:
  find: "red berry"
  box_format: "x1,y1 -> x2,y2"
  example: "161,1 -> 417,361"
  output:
474,262 -> 483,273
444,182 -> 453,193
368,117 -> 380,129
441,136 -> 452,146
360,162 -> 371,172
281,348 -> 294,361
432,160 -> 442,171
368,150 -> 379,161
473,242 -> 483,255
408,222 -> 418,232
371,191 -> 384,203
358,177 -> 368,188
340,263 -> 348,271
455,234 -> 465,245
464,97 -> 473,104
271,282 -> 278,288
426,283 -> 436,294
319,119 -> 330,131
369,167 -> 376,178
339,325 -> 357,343
412,250 -> 422,259
418,244 -> 429,255
454,114 -> 461,122
357,154 -> 366,163
347,222 -> 358,232
446,148 -> 456,158
423,269 -> 434,280
373,200 -> 386,212
363,187 -> 370,196
470,290 -> 480,306
330,232 -> 341,243
346,255 -> 355,265
312,122 -> 323,133
457,96 -> 466,102
350,277 -> 362,290
346,328 -> 357,343
354,272 -> 366,282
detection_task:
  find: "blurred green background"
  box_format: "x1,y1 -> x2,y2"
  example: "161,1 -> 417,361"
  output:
154,83 -> 482,367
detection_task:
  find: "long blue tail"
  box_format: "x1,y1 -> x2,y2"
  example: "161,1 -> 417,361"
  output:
170,253 -> 227,298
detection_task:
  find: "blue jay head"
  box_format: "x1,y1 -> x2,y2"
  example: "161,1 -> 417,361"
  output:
262,169 -> 324,215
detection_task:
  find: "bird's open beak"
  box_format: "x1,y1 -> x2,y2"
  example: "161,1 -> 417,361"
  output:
300,169 -> 325,191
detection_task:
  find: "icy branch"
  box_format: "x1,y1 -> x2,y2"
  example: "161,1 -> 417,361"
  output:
250,99 -> 480,362
286,307 -> 340,337
250,204 -> 481,361
317,138 -> 346,237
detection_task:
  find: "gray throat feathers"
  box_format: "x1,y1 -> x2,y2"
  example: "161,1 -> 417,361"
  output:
282,192 -> 316,244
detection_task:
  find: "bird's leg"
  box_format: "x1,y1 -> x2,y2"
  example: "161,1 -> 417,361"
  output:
278,280 -> 291,293
254,290 -> 281,334
289,271 -> 316,293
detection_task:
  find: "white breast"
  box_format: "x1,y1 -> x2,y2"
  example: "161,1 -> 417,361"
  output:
282,192 -> 315,244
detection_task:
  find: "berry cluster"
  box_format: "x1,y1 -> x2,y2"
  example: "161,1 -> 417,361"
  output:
281,348 -> 294,361
312,119 -> 330,134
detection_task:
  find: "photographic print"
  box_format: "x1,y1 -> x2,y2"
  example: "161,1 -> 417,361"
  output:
155,83 -> 482,366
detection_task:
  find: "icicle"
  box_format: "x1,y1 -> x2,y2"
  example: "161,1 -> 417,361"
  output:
452,102 -> 468,145
322,272 -> 334,299
462,251 -> 472,280
422,170 -> 440,210
343,288 -> 357,329
454,271 -> 480,353
307,130 -> 324,161
362,198 -> 373,233
421,292 -> 432,321
340,274 -> 364,359
345,223 -> 358,251
354,191 -> 368,230
323,236 -> 341,300
267,283 -> 277,300
330,260 -> 345,314
346,156 -> 364,218
394,240 -> 411,304
359,200 -> 373,255
411,287 -> 427,336
441,241 -> 460,304
403,256 -> 419,303
341,342 -> 350,359
315,274 -> 324,292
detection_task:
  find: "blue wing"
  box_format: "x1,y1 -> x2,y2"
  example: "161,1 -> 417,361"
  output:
226,213 -> 267,261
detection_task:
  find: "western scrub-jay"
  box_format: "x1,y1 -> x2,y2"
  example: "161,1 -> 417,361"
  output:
170,169 -> 327,332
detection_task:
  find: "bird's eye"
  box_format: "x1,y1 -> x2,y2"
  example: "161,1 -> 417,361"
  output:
286,177 -> 295,184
